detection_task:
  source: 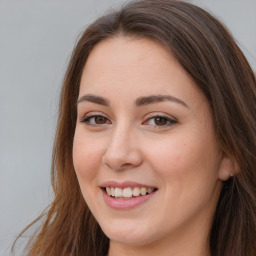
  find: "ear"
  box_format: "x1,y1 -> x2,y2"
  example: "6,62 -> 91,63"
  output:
218,153 -> 238,181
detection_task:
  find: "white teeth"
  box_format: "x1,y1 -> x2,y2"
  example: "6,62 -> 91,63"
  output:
111,187 -> 115,197
106,187 -> 111,196
114,187 -> 123,198
141,187 -> 147,196
123,187 -> 133,198
147,188 -> 153,193
133,187 -> 140,196
105,186 -> 155,198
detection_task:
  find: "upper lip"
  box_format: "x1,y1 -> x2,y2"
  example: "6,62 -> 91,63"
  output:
100,180 -> 157,189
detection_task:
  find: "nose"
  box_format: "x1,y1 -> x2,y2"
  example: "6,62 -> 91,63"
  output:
102,125 -> 143,170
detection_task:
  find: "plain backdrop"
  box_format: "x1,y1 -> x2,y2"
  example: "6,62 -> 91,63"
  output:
0,0 -> 255,255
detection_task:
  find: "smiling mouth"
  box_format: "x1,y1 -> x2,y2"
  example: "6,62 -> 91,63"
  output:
102,186 -> 158,199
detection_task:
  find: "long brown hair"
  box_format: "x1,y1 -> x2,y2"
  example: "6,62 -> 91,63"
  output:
13,1 -> 256,255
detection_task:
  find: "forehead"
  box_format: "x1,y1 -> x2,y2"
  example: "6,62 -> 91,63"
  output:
82,36 -> 178,78
85,36 -> 171,68
79,36 -> 206,108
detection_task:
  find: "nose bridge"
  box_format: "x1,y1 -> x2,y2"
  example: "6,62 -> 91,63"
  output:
111,121 -> 132,150
102,121 -> 142,170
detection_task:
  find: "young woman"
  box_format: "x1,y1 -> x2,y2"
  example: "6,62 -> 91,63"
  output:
14,0 -> 256,255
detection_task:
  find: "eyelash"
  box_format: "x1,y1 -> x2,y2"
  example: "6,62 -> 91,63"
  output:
80,114 -> 111,126
143,115 -> 177,128
80,114 -> 177,128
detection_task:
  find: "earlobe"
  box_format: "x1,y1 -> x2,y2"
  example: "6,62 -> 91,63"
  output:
218,154 -> 238,181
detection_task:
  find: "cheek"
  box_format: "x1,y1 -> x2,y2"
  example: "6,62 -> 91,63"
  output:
144,132 -> 220,181
145,136 -> 194,175
72,129 -> 104,181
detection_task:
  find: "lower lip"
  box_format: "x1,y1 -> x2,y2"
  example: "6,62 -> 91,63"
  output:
102,189 -> 157,210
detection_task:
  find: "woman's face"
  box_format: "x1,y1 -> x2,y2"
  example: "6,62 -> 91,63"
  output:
73,37 -> 230,250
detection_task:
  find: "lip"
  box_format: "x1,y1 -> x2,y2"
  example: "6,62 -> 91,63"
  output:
102,189 -> 157,209
100,180 -> 158,210
100,180 -> 157,189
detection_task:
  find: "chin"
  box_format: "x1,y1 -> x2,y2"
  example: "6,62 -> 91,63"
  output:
99,220 -> 158,246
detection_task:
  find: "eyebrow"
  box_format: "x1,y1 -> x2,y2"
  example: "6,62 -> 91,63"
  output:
77,94 -> 188,108
136,95 -> 189,108
77,94 -> 110,106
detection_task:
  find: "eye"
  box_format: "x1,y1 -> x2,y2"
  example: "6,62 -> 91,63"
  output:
80,115 -> 111,125
144,115 -> 177,128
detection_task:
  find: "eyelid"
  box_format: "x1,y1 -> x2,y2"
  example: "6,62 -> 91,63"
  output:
142,112 -> 177,128
79,111 -> 111,125
144,112 -> 177,121
79,111 -> 108,120
79,111 -> 177,128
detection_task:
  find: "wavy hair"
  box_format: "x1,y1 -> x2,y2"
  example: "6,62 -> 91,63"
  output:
13,1 -> 256,255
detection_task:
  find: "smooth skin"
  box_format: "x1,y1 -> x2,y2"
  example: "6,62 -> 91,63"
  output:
73,37 -> 234,256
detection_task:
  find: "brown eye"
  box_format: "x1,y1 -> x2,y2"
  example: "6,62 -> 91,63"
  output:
144,115 -> 177,128
95,116 -> 107,124
81,115 -> 110,125
154,117 -> 168,126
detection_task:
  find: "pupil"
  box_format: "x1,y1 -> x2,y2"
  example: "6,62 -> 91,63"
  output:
155,117 -> 167,125
96,116 -> 106,124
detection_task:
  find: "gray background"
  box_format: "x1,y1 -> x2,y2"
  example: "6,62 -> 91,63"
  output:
0,0 -> 255,255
